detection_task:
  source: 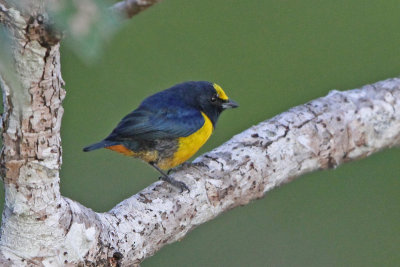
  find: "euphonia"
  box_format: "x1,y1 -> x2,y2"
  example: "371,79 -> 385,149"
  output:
83,81 -> 238,192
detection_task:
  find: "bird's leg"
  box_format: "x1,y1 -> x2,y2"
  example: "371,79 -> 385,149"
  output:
150,162 -> 190,193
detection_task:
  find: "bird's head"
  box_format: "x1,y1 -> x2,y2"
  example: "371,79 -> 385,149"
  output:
185,81 -> 239,126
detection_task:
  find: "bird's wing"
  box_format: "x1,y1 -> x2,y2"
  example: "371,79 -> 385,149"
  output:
106,106 -> 205,141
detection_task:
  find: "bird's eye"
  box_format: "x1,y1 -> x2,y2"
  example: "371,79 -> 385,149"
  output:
211,94 -> 218,102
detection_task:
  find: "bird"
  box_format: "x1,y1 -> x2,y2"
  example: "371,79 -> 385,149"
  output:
83,81 -> 238,192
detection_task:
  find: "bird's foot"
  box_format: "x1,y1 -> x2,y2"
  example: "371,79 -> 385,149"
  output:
150,162 -> 190,193
159,175 -> 190,193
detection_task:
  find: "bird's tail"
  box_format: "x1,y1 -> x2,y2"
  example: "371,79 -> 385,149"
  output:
83,140 -> 119,152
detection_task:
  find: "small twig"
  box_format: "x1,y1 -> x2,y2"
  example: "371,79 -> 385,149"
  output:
111,0 -> 163,19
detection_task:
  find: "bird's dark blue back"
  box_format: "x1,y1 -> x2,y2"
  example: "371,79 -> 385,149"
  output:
105,82 -> 212,146
139,81 -> 212,110
83,80 -> 237,191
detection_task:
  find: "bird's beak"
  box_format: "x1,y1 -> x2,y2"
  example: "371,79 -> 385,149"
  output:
221,99 -> 239,109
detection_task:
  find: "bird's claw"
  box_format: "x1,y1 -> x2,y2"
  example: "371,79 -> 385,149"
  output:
175,180 -> 190,193
159,175 -> 190,193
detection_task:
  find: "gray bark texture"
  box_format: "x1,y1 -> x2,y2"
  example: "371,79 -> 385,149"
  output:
0,1 -> 399,266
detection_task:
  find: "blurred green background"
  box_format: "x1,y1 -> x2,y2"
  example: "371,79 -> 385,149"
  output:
2,0 -> 400,266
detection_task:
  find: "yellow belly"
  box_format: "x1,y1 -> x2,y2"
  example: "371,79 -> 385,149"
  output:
158,112 -> 213,169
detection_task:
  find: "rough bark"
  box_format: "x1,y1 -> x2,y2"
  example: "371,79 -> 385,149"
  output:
0,1 -> 66,266
1,1 -> 400,267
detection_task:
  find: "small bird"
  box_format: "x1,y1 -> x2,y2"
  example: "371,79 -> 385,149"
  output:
83,81 -> 238,192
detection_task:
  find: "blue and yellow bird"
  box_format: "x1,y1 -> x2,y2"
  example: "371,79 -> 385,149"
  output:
83,81 -> 238,192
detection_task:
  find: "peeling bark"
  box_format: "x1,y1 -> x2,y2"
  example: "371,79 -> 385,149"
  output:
1,1 -> 400,267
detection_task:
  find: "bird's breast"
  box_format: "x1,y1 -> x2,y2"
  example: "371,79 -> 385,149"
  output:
157,112 -> 213,169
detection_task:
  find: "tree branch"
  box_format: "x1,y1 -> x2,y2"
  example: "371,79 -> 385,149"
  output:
88,78 -> 400,265
1,2 -> 400,266
111,0 -> 163,19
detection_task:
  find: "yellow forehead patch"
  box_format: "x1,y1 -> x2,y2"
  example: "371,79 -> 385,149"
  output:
213,83 -> 229,101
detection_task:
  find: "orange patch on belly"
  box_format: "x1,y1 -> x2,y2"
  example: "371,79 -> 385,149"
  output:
106,145 -> 134,156
107,144 -> 159,163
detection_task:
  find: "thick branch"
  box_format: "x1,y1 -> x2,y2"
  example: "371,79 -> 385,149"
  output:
94,78 -> 400,265
111,0 -> 163,19
0,2 -> 67,265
